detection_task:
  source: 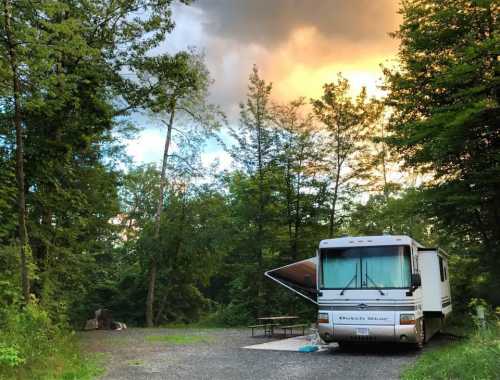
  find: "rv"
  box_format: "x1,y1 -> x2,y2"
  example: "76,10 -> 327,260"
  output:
265,235 -> 452,347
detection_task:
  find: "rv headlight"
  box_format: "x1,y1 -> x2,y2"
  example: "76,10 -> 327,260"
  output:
400,314 -> 416,325
318,312 -> 329,324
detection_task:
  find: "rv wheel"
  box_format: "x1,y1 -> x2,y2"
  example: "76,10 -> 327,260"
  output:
337,341 -> 353,350
438,316 -> 444,333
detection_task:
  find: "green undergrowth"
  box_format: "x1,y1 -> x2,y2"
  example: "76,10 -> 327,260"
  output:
158,313 -> 247,329
126,359 -> 144,367
401,325 -> 500,380
145,334 -> 213,345
159,321 -> 226,329
0,303 -> 104,380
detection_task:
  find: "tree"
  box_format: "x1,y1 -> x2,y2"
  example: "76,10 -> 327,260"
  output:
352,101 -> 402,202
231,64 -> 275,262
135,51 -> 224,326
272,98 -> 329,259
230,66 -> 275,211
120,164 -> 160,240
0,0 -> 32,303
0,0 -> 189,316
225,66 -> 278,317
383,0 -> 500,303
312,74 -> 378,237
0,144 -> 15,241
113,163 -> 231,326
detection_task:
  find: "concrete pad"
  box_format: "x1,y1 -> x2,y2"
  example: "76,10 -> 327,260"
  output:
243,335 -> 328,352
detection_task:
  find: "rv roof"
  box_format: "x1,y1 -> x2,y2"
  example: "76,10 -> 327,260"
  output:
319,235 -> 422,249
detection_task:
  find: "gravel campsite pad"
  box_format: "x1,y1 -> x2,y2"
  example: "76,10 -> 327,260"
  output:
80,327 -> 442,380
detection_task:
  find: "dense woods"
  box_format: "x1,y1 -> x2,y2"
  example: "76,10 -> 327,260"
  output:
0,0 -> 498,376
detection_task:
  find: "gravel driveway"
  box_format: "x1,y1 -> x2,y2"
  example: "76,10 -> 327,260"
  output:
79,327 -> 440,380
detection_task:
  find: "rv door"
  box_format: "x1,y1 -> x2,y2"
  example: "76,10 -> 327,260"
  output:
265,257 -> 318,304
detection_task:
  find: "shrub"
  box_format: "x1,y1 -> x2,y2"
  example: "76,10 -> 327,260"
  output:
403,302 -> 500,380
0,301 -> 102,380
0,344 -> 25,368
402,326 -> 500,380
205,303 -> 253,327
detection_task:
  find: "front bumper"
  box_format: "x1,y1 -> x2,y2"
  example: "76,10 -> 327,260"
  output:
318,323 -> 419,343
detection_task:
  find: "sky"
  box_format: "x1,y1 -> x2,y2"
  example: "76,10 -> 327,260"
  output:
125,0 -> 402,170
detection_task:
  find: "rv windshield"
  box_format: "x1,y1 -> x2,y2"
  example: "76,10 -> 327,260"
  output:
320,245 -> 411,289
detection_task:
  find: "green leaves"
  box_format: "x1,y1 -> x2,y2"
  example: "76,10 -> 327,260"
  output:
136,52 -> 208,110
0,344 -> 25,368
384,0 -> 500,305
0,0 -> 187,323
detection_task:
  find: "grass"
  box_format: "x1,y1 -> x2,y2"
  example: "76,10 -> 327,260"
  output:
0,303 -> 105,380
145,334 -> 214,345
0,337 -> 104,380
126,359 -> 144,366
158,320 -> 227,329
401,326 -> 500,380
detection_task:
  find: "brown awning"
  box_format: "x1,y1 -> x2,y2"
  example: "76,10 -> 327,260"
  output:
265,257 -> 317,304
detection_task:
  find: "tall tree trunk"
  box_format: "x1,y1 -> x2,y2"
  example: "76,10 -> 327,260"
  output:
328,160 -> 342,238
255,104 -> 265,318
380,123 -> 389,203
154,190 -> 186,325
285,157 -> 293,254
146,106 -> 175,327
379,123 -> 394,234
292,156 -> 303,260
328,122 -> 343,238
256,109 -> 264,271
4,0 -> 30,303
154,290 -> 168,326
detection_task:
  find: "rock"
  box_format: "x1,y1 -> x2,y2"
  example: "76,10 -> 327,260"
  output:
84,318 -> 98,330
95,308 -> 113,329
111,321 -> 128,330
90,309 -> 127,330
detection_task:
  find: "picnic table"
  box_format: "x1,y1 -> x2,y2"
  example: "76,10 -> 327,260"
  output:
248,316 -> 299,337
258,316 -> 299,322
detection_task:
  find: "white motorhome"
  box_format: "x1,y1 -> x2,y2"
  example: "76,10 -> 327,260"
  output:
265,235 -> 452,347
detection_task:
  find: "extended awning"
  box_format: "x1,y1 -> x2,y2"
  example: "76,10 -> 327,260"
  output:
264,257 -> 318,304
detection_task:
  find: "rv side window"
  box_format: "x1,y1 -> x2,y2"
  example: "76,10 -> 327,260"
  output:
444,263 -> 448,280
439,256 -> 445,282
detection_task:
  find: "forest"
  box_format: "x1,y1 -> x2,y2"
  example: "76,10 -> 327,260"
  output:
0,0 -> 498,378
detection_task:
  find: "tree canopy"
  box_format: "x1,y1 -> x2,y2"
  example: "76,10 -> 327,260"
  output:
384,0 -> 499,304
0,0 -> 498,342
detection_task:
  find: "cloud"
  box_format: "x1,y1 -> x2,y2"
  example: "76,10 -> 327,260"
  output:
194,0 -> 400,47
128,2 -> 402,167
125,128 -> 165,164
264,25 -> 396,99
201,150 -> 233,171
166,0 -> 401,121
124,125 -> 233,172
157,5 -> 205,54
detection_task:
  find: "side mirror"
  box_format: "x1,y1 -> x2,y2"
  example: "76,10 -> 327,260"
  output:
411,273 -> 422,287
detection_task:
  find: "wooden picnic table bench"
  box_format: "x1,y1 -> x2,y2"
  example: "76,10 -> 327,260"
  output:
275,323 -> 308,337
247,323 -> 279,337
249,316 -> 299,337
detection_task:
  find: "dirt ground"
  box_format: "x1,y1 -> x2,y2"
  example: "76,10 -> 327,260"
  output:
79,327 -> 446,380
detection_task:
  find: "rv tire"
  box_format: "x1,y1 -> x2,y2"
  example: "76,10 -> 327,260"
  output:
337,341 -> 354,350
